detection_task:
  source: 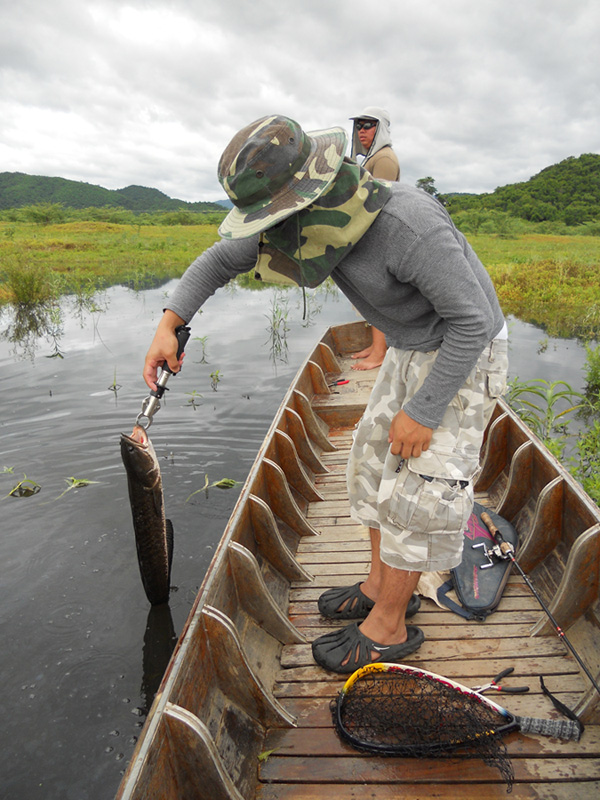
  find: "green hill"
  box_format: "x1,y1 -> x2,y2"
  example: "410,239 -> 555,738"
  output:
0,172 -> 225,213
3,153 -> 599,225
445,153 -> 600,225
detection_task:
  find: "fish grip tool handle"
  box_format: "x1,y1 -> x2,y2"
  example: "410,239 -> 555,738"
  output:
136,324 -> 191,429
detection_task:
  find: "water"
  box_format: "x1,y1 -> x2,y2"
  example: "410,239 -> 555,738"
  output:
0,280 -> 591,799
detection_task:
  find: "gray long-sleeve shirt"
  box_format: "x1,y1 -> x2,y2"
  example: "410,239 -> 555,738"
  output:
165,183 -> 505,429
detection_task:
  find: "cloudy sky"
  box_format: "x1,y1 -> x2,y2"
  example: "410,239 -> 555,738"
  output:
1,0 -> 598,202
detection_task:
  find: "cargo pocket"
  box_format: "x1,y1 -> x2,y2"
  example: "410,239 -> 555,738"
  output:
486,369 -> 507,400
482,342 -> 508,401
386,461 -> 473,536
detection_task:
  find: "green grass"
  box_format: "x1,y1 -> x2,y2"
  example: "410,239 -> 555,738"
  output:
464,233 -> 600,338
467,232 -> 600,267
2,221 -> 600,340
0,220 -> 221,301
3,218 -> 600,500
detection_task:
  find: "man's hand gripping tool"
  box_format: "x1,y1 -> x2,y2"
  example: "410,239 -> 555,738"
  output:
135,324 -> 191,430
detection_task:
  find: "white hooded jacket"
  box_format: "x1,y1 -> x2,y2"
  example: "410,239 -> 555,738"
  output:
350,106 -> 400,181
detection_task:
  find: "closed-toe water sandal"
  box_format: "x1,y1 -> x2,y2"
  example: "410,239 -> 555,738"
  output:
311,621 -> 425,674
317,583 -> 421,620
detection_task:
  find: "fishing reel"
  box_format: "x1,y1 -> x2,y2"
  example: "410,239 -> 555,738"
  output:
473,537 -> 515,569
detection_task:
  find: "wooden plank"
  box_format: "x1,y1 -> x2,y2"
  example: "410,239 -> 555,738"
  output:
258,754 -> 600,784
289,612 -> 546,631
280,635 -> 568,669
257,782 -> 600,800
276,654 -> 582,685
273,672 -> 585,699
273,694 -> 586,728
290,618 -> 563,640
260,723 -> 600,757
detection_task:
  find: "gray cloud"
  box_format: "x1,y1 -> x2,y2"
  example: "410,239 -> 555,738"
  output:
0,0 -> 598,201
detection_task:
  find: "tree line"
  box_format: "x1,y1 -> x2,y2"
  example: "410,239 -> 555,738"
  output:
2,153 -> 599,235
440,153 -> 600,228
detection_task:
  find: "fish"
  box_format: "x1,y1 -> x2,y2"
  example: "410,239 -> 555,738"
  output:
120,426 -> 173,605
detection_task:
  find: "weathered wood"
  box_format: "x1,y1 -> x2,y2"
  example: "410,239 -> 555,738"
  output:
259,753 -> 600,784
257,783 -> 600,800
201,606 -> 296,728
307,360 -> 329,394
261,459 -> 321,538
474,412 -> 510,491
279,634 -> 568,669
281,408 -> 328,474
249,495 -> 314,582
276,652 -> 580,686
496,440 -> 533,520
227,543 -> 306,645
291,390 -> 336,452
271,430 -> 323,503
574,669 -> 600,723
313,341 -> 342,374
261,719 -> 600,756
530,524 -> 600,635
327,320 -> 371,355
163,704 -> 246,800
274,671 -> 585,699
518,477 -> 564,571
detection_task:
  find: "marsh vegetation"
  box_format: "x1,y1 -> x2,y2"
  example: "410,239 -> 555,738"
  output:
2,212 -> 600,501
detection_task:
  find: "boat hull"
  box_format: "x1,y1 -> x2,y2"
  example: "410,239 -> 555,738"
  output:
117,321 -> 600,799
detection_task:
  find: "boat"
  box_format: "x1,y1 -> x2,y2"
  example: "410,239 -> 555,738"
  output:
116,320 -> 600,799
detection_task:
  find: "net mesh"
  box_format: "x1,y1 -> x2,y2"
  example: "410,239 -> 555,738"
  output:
333,669 -> 515,791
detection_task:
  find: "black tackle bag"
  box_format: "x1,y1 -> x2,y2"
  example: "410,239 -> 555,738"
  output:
437,502 -> 519,621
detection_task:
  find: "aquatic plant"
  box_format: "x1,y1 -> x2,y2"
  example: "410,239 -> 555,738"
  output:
507,377 -> 584,426
193,335 -> 209,364
1,251 -> 57,306
506,376 -> 600,504
108,368 -> 122,394
209,370 -> 221,391
506,378 -> 584,460
300,291 -> 323,328
186,389 -> 203,409
582,343 -> 600,400
265,290 -> 290,363
185,475 -> 242,502
4,474 -> 41,498
54,476 -> 100,500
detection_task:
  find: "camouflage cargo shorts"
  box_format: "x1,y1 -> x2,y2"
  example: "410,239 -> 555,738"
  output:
346,339 -> 508,572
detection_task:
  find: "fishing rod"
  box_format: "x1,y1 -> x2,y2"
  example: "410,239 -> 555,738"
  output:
136,324 -> 191,430
481,511 -> 600,698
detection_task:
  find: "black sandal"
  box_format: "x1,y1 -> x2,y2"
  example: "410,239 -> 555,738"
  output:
311,622 -> 425,674
317,582 -> 421,620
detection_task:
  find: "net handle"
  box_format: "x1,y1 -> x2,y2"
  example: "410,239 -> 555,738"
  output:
517,716 -> 581,741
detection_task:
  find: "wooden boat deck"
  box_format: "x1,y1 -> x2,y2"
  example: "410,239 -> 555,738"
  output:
258,351 -> 600,798
117,322 -> 600,800
259,428 -> 600,797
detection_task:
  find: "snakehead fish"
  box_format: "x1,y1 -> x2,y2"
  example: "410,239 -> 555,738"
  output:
120,426 -> 173,605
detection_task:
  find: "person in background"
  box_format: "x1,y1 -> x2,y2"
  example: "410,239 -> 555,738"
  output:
349,107 -> 400,370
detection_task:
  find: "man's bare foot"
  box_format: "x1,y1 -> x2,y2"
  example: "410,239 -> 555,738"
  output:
351,346 -> 373,360
337,617 -> 409,667
351,354 -> 385,371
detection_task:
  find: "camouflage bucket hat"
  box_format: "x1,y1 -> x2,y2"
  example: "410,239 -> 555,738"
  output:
217,115 -> 347,239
